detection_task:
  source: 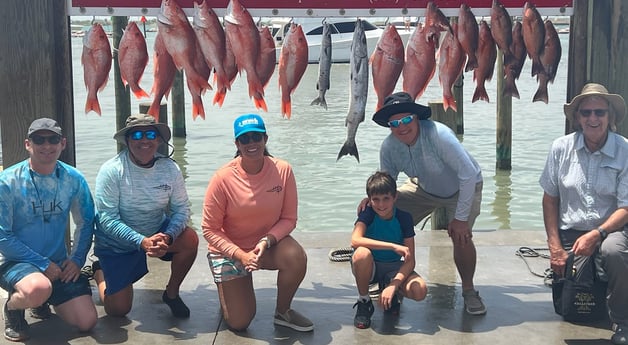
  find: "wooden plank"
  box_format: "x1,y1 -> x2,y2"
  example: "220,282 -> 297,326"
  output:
0,0 -> 74,168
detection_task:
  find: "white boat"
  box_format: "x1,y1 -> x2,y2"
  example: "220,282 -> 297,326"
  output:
271,17 -> 411,64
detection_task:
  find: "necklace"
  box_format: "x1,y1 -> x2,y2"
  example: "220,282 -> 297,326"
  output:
29,166 -> 60,223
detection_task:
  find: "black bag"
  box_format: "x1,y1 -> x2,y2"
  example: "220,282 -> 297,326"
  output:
552,252 -> 607,322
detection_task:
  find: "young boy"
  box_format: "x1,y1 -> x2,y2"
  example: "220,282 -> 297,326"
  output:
351,171 -> 427,329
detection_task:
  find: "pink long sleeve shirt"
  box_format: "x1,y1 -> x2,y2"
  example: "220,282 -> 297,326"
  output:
202,156 -> 298,257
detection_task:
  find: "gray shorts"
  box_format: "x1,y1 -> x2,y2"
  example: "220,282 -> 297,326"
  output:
396,179 -> 482,227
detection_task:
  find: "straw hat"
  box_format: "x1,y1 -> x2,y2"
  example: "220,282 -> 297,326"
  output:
564,83 -> 626,125
113,114 -> 171,144
372,92 -> 431,127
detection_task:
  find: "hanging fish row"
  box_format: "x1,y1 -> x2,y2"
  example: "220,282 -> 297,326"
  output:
81,0 -> 309,120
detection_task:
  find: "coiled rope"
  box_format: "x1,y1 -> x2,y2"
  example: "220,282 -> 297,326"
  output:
328,247 -> 354,262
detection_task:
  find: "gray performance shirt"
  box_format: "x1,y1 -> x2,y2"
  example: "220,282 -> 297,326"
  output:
380,120 -> 482,221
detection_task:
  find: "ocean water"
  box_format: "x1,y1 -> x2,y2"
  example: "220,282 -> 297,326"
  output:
69,28 -> 571,233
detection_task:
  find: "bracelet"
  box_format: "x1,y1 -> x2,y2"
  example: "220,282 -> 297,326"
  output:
258,236 -> 271,249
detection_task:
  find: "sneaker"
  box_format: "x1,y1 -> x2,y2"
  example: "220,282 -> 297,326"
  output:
4,302 -> 28,342
274,309 -> 314,332
80,260 -> 100,280
612,323 -> 628,345
353,299 -> 374,329
384,294 -> 401,316
162,291 -> 190,318
462,289 -> 487,315
29,302 -> 52,320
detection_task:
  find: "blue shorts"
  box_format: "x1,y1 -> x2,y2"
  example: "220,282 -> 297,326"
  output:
96,219 -> 172,295
0,262 -> 91,306
207,252 -> 249,283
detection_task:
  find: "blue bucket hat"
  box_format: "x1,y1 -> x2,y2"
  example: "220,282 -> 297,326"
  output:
233,114 -> 266,139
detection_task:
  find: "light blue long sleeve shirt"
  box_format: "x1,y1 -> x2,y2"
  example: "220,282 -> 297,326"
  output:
380,120 -> 482,221
0,160 -> 95,271
94,150 -> 191,254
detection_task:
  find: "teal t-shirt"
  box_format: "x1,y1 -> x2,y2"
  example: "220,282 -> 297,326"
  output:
356,206 -> 415,262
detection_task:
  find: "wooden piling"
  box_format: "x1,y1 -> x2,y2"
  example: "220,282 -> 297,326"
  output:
171,71 -> 186,137
112,16 -> 131,153
495,52 -> 512,170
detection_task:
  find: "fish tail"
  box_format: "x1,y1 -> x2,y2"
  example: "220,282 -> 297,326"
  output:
533,82 -> 549,104
213,88 -> 227,107
146,101 -> 161,120
472,84 -> 490,103
191,95 -> 206,120
132,87 -> 150,99
85,95 -> 102,116
281,98 -> 291,119
310,96 -> 328,110
503,75 -> 520,99
336,140 -> 360,163
442,94 -> 457,112
253,93 -> 268,113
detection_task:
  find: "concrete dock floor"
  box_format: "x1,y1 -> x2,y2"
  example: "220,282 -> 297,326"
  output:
1,230 -> 616,345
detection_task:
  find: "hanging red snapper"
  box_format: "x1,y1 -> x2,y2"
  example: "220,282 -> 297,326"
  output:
533,20 -> 561,104
82,23 -> 112,116
193,0 -> 230,107
118,21 -> 149,99
457,4 -> 479,72
370,24 -> 404,111
403,23 -> 436,101
522,2 -> 546,77
504,21 -> 527,99
278,23 -> 308,119
224,0 -> 267,111
472,20 -> 497,103
257,26 -> 277,90
157,0 -> 211,98
438,23 -> 465,112
148,32 -> 176,119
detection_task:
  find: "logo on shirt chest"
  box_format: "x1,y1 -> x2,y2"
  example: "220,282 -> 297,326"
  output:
266,185 -> 282,193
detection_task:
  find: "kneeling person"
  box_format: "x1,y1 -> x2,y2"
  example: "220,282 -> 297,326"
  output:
351,171 -> 427,329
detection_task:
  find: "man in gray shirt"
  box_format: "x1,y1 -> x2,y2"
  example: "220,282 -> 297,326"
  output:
370,92 -> 485,315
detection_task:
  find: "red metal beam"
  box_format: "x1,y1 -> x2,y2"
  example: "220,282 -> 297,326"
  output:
68,0 -> 573,17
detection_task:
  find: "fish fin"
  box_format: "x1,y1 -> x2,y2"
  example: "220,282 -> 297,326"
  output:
503,75 -> 520,99
281,99 -> 291,119
472,85 -> 490,103
132,88 -> 150,99
85,96 -> 102,116
336,141 -> 360,163
146,101 -> 161,119
310,96 -> 328,110
253,94 -> 268,113
532,83 -> 549,103
191,96 -> 206,120
464,57 -> 478,72
442,95 -> 457,112
531,58 -> 544,77
213,89 -> 226,107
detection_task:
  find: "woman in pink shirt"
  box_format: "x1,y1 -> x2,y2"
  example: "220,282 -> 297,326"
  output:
202,114 -> 313,332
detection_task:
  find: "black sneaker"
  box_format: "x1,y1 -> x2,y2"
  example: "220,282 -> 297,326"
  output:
353,299 -> 374,329
80,260 -> 101,280
29,302 -> 52,320
384,293 -> 401,315
162,291 -> 190,318
4,302 -> 28,342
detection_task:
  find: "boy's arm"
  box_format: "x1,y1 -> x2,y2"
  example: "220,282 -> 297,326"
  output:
388,237 -> 416,290
351,221 -> 403,251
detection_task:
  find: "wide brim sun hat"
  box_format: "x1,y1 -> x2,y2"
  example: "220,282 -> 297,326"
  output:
564,83 -> 626,125
113,113 -> 172,144
372,92 -> 432,127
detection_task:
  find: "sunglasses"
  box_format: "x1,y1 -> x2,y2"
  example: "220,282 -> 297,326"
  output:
388,115 -> 415,128
129,130 -> 158,141
237,132 -> 264,145
579,109 -> 608,117
29,134 -> 61,145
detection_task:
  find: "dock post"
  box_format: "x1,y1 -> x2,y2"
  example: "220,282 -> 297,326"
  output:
112,16 -> 131,153
171,71 -> 186,137
495,52 -> 512,170
139,102 -> 168,156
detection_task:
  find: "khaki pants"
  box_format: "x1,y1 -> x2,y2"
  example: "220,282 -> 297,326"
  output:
395,178 -> 482,227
